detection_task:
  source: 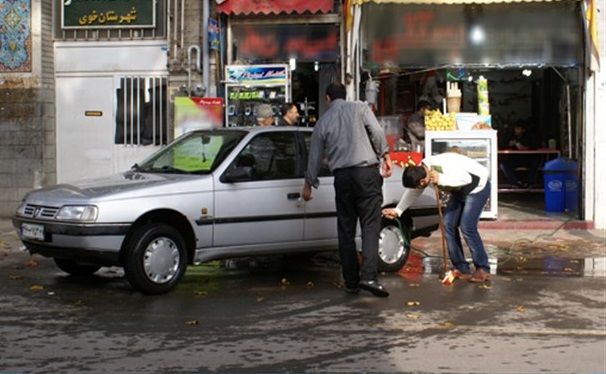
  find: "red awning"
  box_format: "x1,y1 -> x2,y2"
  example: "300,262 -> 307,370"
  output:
216,0 -> 334,15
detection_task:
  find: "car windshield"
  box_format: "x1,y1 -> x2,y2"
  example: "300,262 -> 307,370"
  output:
134,130 -> 247,174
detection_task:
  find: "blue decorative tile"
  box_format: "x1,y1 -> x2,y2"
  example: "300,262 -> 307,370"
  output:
0,0 -> 32,72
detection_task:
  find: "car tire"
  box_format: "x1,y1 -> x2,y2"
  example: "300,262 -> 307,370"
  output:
54,258 -> 101,276
377,218 -> 411,273
123,224 -> 188,294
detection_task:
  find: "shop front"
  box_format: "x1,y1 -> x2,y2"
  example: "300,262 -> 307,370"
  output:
350,0 -> 588,219
216,0 -> 342,127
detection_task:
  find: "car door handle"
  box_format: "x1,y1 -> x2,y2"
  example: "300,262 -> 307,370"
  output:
287,192 -> 301,200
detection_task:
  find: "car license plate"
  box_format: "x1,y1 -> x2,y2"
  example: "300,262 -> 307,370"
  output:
21,223 -> 45,241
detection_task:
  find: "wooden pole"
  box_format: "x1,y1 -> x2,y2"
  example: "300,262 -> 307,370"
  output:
434,187 -> 449,275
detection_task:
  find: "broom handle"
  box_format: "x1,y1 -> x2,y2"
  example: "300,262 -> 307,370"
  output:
434,186 -> 449,274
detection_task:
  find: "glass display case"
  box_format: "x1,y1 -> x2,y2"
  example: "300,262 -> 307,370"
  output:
224,65 -> 290,127
425,130 -> 498,219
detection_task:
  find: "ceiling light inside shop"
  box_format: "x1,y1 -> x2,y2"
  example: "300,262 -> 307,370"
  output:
314,61 -> 319,72
289,57 -> 296,71
522,69 -> 532,77
470,25 -> 485,45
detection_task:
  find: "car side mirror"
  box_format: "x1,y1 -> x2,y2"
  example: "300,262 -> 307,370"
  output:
222,166 -> 253,183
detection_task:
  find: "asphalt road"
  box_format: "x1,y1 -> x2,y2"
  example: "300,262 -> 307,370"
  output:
0,243 -> 605,374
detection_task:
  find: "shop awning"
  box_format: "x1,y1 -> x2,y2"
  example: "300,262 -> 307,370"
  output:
353,0 -> 568,3
216,0 -> 334,15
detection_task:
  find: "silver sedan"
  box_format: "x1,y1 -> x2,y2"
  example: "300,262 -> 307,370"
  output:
13,127 -> 438,294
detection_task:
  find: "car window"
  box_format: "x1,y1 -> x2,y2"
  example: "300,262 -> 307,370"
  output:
302,132 -> 332,177
136,130 -> 245,174
231,132 -> 299,181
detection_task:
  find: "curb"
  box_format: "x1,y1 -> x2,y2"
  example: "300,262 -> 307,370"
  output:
479,220 -> 594,230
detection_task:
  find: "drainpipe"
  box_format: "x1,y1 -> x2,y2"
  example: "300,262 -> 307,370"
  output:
187,45 -> 201,97
202,0 -> 210,97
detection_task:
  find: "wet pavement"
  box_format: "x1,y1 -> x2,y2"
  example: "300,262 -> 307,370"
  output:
0,221 -> 605,373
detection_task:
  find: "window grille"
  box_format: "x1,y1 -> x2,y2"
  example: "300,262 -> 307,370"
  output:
115,76 -> 168,146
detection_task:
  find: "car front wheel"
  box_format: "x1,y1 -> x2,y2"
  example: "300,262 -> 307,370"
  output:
123,224 -> 188,294
54,258 -> 101,276
377,218 -> 411,272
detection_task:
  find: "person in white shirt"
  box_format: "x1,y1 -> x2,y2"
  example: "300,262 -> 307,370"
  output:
382,152 -> 491,282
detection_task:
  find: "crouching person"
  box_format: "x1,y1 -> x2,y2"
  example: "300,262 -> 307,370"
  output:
382,152 -> 491,282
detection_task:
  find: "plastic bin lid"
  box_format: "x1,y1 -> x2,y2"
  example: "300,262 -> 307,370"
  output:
543,157 -> 577,172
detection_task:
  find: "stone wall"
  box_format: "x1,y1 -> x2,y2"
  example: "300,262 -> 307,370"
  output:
0,0 -> 55,217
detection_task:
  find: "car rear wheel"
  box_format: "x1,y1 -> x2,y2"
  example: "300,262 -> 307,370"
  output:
54,258 -> 101,276
123,224 -> 188,294
378,218 -> 411,272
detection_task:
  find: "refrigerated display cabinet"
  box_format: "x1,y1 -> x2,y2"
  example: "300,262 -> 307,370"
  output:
425,130 -> 498,219
224,64 -> 290,127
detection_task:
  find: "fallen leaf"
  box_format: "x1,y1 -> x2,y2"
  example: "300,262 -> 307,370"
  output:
306,281 -> 315,288
185,320 -> 199,325
332,282 -> 343,289
516,305 -> 526,313
29,285 -> 44,291
8,274 -> 22,280
439,321 -> 455,329
47,292 -> 55,296
256,296 -> 265,303
280,278 -> 290,286
563,267 -> 573,272
193,290 -> 207,296
25,259 -> 38,268
405,301 -> 421,307
409,283 -> 420,287
478,284 -> 491,289
406,313 -> 420,320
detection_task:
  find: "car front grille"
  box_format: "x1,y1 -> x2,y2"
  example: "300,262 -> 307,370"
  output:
22,205 -> 60,219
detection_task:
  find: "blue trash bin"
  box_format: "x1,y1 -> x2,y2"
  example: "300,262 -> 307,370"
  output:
543,157 -> 578,213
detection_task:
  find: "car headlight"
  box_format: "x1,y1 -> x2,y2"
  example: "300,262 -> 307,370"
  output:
15,201 -> 27,217
56,205 -> 98,222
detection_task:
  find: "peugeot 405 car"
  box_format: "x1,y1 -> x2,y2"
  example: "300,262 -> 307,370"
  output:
13,127 -> 439,294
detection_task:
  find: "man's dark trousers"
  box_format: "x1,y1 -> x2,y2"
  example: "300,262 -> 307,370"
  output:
333,166 -> 383,289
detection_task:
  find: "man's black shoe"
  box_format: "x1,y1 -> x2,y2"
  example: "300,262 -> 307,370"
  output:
345,287 -> 359,295
358,280 -> 389,297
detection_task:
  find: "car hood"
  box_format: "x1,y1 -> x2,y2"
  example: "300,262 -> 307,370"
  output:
24,171 -> 211,204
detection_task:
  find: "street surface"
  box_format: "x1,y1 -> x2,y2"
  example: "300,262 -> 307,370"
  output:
0,226 -> 605,373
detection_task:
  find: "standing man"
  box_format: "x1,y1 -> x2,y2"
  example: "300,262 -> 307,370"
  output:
278,102 -> 300,126
382,152 -> 491,282
303,82 -> 392,297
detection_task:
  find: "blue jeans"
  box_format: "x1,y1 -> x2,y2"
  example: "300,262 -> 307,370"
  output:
442,182 -> 491,273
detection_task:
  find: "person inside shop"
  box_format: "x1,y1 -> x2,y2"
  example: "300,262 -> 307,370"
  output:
498,120 -> 540,188
255,104 -> 275,127
303,82 -> 393,298
382,152 -> 491,283
402,99 -> 433,154
278,102 -> 300,126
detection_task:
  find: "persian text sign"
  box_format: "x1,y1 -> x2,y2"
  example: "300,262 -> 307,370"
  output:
225,65 -> 288,85
62,0 -> 156,29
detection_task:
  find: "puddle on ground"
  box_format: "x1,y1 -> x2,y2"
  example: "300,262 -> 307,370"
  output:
401,252 -> 606,278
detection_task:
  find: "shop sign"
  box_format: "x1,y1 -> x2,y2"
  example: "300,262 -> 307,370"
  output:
362,3 -> 582,68
62,0 -> 156,29
174,97 -> 224,137
225,65 -> 288,85
208,18 -> 220,50
231,23 -> 338,62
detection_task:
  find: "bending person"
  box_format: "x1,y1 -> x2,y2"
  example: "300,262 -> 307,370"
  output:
382,152 -> 491,282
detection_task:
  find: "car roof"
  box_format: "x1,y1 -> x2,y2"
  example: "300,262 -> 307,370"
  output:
189,126 -> 313,135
